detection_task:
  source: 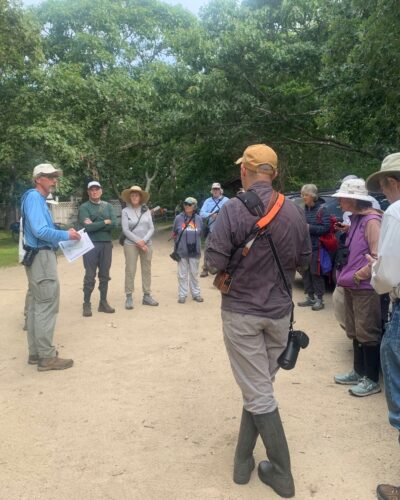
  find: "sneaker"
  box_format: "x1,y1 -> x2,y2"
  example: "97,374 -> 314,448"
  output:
349,377 -> 381,397
311,298 -> 324,311
142,294 -> 159,306
37,356 -> 73,371
200,270 -> 208,278
125,294 -> 134,310
377,484 -> 400,500
28,354 -> 39,365
98,300 -> 115,313
82,302 -> 92,317
334,370 -> 362,385
193,296 -> 204,302
178,297 -> 186,304
297,296 -> 316,307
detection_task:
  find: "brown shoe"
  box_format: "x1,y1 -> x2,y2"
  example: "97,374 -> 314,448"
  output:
377,484 -> 400,500
98,300 -> 115,313
82,302 -> 92,317
28,354 -> 39,365
37,356 -> 73,371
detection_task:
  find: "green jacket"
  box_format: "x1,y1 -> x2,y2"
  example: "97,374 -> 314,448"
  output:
78,200 -> 116,242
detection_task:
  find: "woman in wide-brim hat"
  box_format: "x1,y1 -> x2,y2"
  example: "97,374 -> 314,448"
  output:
332,178 -> 383,397
120,185 -> 158,309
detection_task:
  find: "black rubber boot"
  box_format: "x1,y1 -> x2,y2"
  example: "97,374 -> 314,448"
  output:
233,408 -> 259,484
253,408 -> 295,498
353,339 -> 365,377
363,343 -> 381,383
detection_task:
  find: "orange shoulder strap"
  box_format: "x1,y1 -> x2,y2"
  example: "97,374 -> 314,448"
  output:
255,192 -> 285,229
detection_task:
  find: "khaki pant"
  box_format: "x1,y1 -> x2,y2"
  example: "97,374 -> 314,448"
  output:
25,250 -> 59,358
344,288 -> 382,344
222,309 -> 291,415
124,244 -> 152,295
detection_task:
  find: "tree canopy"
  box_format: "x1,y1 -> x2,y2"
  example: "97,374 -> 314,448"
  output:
0,0 -> 399,224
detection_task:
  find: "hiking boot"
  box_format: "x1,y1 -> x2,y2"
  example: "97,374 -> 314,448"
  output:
377,484 -> 400,500
98,300 -> 115,313
178,297 -> 186,304
28,354 -> 39,365
297,296 -> 316,307
82,302 -> 92,317
349,376 -> 381,397
142,294 -> 159,306
193,296 -> 204,303
200,270 -> 208,278
125,294 -> 134,310
37,356 -> 73,371
334,369 -> 362,385
312,298 -> 324,311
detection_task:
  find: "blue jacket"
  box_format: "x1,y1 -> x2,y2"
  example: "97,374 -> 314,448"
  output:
21,189 -> 69,249
199,195 -> 229,233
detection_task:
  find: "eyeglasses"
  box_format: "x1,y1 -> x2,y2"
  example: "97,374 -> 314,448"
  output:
183,202 -> 194,206
89,186 -> 101,190
40,174 -> 59,179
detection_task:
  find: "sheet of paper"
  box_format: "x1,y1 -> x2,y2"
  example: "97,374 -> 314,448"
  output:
58,229 -> 94,263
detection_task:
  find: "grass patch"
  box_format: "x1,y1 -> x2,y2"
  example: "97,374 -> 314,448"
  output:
0,230 -> 19,267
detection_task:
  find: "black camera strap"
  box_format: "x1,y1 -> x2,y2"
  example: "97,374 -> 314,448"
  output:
263,230 -> 295,331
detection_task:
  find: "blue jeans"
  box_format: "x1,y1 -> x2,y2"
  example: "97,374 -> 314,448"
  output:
381,301 -> 400,430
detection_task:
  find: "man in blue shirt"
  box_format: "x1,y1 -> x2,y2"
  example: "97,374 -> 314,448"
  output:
199,182 -> 229,277
21,163 -> 80,371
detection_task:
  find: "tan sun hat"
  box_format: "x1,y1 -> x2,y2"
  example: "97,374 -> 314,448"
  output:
235,144 -> 278,172
366,153 -> 400,192
121,185 -> 150,205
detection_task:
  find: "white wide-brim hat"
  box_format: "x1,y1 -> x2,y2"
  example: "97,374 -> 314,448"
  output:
366,153 -> 400,192
331,178 -> 372,202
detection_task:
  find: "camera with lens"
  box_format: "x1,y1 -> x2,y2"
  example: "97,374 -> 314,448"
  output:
22,245 -> 38,267
169,250 -> 181,262
335,246 -> 350,270
278,330 -> 310,370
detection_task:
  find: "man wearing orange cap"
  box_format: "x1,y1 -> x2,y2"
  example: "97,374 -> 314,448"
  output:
206,144 -> 311,498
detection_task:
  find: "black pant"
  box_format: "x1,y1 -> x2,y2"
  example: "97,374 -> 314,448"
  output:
83,241 -> 112,301
302,268 -> 325,299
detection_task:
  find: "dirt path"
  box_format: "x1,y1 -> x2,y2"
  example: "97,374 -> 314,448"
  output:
0,227 -> 397,500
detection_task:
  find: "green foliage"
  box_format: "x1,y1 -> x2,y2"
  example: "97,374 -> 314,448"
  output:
0,0 -> 399,226
0,230 -> 18,267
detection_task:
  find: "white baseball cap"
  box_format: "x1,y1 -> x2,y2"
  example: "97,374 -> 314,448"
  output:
88,181 -> 102,189
32,163 -> 62,178
211,182 -> 221,189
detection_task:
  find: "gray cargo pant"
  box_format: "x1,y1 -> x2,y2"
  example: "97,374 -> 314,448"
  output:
25,250 -> 59,358
221,309 -> 291,414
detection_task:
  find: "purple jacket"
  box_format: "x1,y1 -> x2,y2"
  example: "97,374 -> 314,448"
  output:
337,213 -> 382,290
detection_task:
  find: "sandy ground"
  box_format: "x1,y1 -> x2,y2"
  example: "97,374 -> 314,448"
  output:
0,226 -> 398,500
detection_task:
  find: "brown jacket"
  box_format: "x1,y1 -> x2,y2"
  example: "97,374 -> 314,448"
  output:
206,181 -> 311,319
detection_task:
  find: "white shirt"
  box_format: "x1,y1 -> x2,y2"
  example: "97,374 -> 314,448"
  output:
371,199 -> 400,297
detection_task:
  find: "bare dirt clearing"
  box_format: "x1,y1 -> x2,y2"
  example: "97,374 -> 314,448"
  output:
0,227 -> 397,500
